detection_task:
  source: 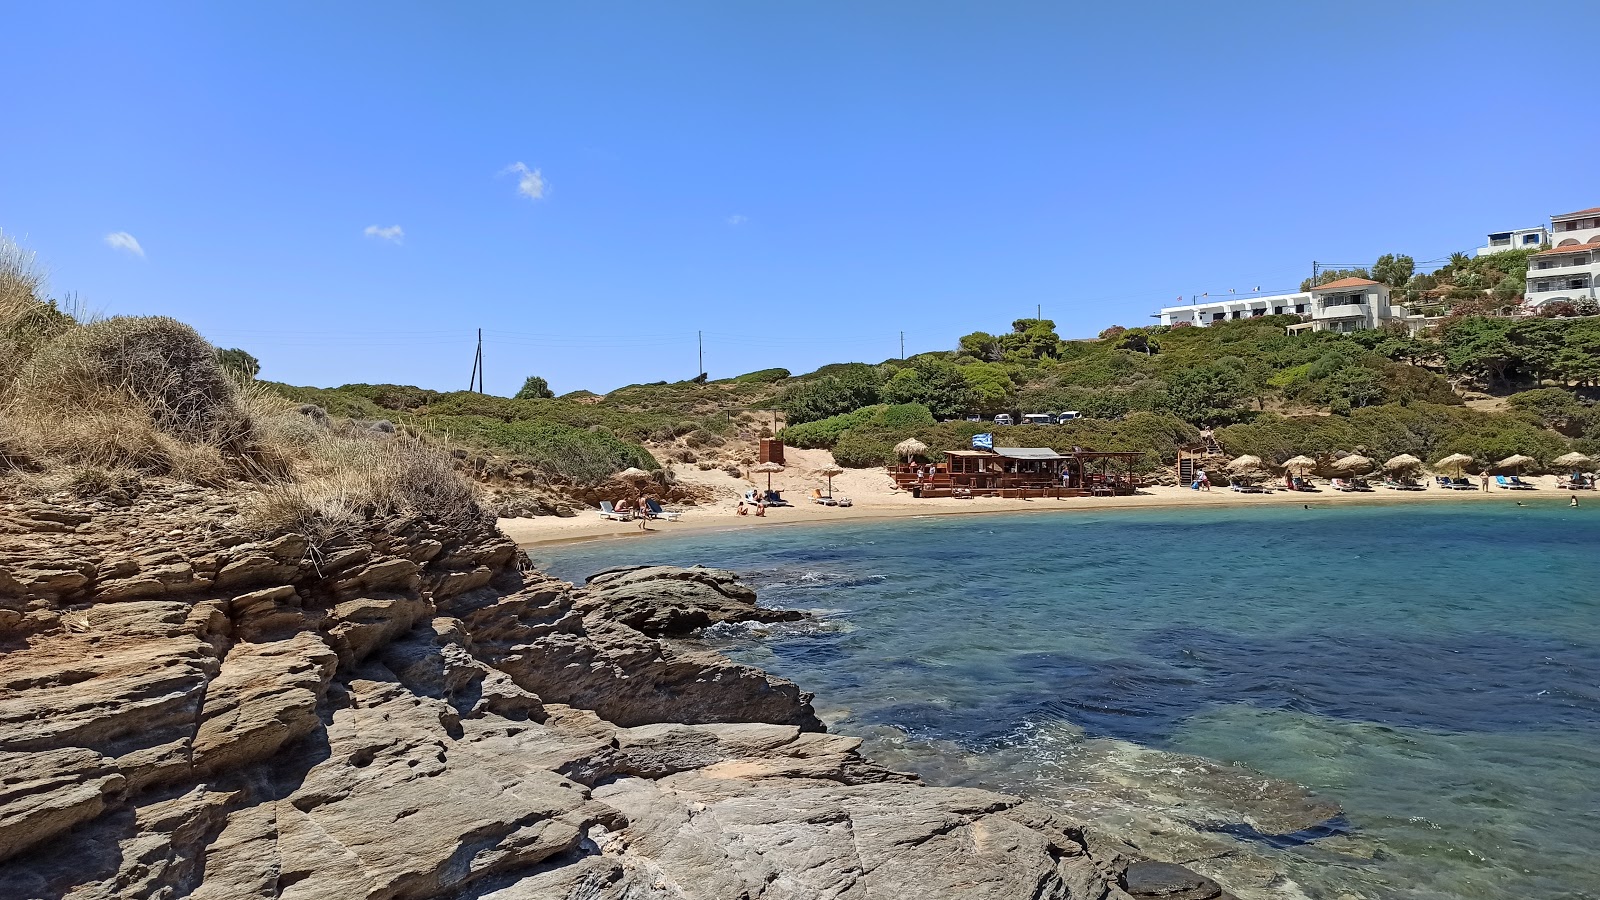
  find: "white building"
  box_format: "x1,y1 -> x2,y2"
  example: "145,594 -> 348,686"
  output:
1476,226 -> 1548,256
1296,277 -> 1424,334
1523,206 -> 1600,308
1548,206 -> 1600,248
1526,244 -> 1598,307
1157,291 -> 1311,327
1157,279 -> 1425,334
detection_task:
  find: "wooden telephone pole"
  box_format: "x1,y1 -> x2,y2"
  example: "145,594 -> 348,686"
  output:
467,328 -> 484,393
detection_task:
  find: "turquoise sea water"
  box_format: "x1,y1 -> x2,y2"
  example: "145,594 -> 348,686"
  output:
535,503 -> 1600,899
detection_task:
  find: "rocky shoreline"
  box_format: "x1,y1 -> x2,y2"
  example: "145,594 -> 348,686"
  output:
2,483 -> 1237,899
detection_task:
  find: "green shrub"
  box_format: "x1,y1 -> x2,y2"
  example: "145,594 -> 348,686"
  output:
433,417 -> 657,484
732,367 -> 791,384
832,430 -> 896,468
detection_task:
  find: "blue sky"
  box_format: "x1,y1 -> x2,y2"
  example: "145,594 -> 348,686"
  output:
2,2 -> 1595,395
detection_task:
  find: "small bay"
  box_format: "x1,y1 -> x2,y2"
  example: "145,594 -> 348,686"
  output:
537,503 -> 1600,899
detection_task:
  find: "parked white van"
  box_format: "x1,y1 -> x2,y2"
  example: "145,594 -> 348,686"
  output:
1020,413 -> 1054,426
1056,411 -> 1081,423
993,413 -> 1014,426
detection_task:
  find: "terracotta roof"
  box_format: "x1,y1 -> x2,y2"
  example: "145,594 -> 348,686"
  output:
1310,277 -> 1382,291
1552,206 -> 1600,220
1533,241 -> 1600,256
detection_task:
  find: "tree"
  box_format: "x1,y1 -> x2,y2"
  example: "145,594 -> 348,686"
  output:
1117,329 -> 1160,356
1163,364 -> 1247,424
779,365 -> 882,424
1371,254 -> 1415,288
1440,317 -> 1516,385
215,347 -> 260,379
957,361 -> 1016,413
515,375 -> 555,400
956,331 -> 1002,361
879,357 -> 979,419
998,318 -> 1062,361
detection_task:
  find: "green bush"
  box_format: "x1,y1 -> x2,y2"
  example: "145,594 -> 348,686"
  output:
731,367 -> 791,384
435,417 -> 658,484
832,430 -> 897,468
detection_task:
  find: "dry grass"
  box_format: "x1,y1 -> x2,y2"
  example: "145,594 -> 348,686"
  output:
0,232 -> 487,542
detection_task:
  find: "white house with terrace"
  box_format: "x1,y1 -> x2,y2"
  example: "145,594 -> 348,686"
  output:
1156,278 -> 1425,334
1524,206 -> 1600,308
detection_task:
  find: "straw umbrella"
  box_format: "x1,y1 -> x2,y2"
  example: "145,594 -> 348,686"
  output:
1383,453 -> 1422,472
1436,453 -> 1474,477
1227,454 -> 1264,484
615,467 -> 654,518
1553,451 -> 1593,470
750,461 -> 785,493
1331,454 -> 1373,476
1495,454 -> 1536,474
895,438 -> 928,462
1281,455 -> 1317,473
817,464 -> 844,499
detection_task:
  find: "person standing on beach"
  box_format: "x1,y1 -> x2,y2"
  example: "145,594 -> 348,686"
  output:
1481,472 -> 1490,492
1197,469 -> 1210,492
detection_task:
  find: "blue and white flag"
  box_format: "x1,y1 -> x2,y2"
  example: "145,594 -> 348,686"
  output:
971,432 -> 993,450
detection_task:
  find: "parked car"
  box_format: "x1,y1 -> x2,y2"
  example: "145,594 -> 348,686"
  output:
965,414 -> 983,422
1056,411 -> 1081,423
1021,413 -> 1054,426
992,413 -> 1014,426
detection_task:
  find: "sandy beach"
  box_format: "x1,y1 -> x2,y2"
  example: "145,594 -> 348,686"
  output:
501,447 -> 1585,547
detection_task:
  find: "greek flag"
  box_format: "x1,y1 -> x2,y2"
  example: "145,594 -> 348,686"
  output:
971,432 -> 993,450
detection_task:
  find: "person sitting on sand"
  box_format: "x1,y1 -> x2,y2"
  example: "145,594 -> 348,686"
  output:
755,498 -> 767,517
736,501 -> 748,516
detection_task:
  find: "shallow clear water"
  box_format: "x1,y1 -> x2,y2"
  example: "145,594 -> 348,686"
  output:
536,503 -> 1600,899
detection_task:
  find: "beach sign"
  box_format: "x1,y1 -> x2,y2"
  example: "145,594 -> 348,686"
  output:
972,432 -> 994,450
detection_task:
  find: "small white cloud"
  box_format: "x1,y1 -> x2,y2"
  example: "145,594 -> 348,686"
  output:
726,214 -> 748,226
104,231 -> 144,257
363,224 -> 404,243
501,162 -> 546,200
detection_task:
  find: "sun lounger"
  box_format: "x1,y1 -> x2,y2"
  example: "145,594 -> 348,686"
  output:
1449,477 -> 1475,490
644,499 -> 681,520
1384,478 -> 1425,491
598,501 -> 630,521
1509,476 -> 1536,489
810,488 -> 838,506
1229,482 -> 1271,494
1331,478 -> 1356,492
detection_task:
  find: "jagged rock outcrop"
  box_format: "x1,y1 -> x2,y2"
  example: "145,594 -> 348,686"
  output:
0,483 -> 1229,900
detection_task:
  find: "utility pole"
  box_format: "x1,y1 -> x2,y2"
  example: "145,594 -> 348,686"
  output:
899,331 -> 905,359
698,330 -> 703,377
467,329 -> 482,393
1312,260 -> 1320,290
1037,303 -> 1041,322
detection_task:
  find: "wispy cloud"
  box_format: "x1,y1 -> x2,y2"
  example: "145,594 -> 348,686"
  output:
104,231 -> 144,257
363,224 -> 405,243
726,214 -> 748,226
501,162 -> 546,200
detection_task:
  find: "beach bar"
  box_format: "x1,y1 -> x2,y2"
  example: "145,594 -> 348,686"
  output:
891,447 -> 1144,498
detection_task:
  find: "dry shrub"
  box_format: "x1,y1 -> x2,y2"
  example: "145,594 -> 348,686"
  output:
241,429 -> 487,544
0,232 -> 74,391
14,315 -> 251,446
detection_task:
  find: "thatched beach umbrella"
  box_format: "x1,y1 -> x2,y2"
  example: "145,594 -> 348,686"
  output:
1281,455 -> 1317,473
1495,454 -> 1536,474
1331,454 -> 1373,475
1227,454 -> 1264,472
1553,451 -> 1593,469
895,438 -> 928,462
750,461 -> 785,492
1383,454 -> 1422,472
817,464 -> 844,498
1436,453 -> 1474,476
614,467 -> 654,516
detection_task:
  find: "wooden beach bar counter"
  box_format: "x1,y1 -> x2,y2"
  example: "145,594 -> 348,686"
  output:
891,446 -> 1144,498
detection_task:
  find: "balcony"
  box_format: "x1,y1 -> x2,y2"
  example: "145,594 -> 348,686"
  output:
1530,253 -> 1598,273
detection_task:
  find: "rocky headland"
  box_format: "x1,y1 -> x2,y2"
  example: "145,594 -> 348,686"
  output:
0,482 -> 1241,900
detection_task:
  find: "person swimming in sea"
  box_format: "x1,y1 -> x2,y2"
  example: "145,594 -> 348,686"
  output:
1572,495 -> 1580,508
